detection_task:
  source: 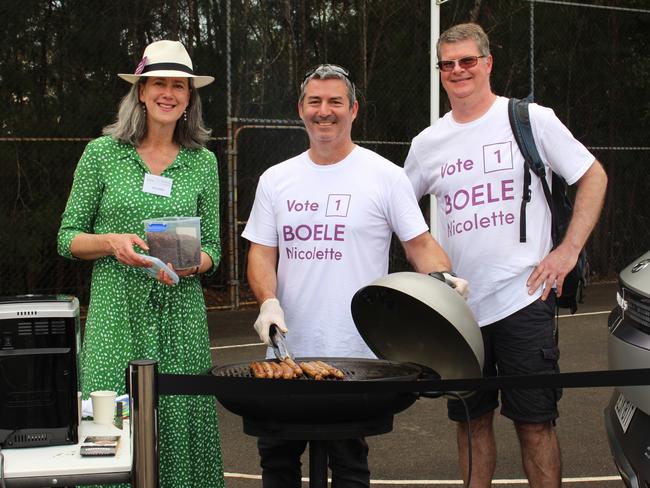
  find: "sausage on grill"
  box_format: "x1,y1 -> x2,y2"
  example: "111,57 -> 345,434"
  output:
250,359 -> 343,380
299,362 -> 323,380
269,361 -> 284,379
278,360 -> 295,379
249,362 -> 266,379
315,360 -> 345,379
283,357 -> 303,377
260,361 -> 274,378
308,361 -> 330,378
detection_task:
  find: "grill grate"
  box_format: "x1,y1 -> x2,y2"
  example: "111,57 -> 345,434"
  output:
216,364 -> 357,380
212,358 -> 421,381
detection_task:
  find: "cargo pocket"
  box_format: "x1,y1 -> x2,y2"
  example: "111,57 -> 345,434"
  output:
541,346 -> 559,363
542,346 -> 562,402
538,291 -> 557,316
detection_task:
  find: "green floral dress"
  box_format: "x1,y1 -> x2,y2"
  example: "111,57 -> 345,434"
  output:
58,136 -> 224,488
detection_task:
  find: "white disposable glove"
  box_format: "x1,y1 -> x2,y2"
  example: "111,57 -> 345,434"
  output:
443,272 -> 470,300
253,298 -> 288,346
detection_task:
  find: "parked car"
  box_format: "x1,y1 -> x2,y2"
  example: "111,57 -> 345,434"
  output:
605,251 -> 650,488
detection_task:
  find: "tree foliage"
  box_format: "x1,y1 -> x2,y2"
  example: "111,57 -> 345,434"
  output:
1,0 -> 649,299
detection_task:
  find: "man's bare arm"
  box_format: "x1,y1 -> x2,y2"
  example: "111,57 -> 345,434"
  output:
247,242 -> 280,304
527,159 -> 608,299
401,231 -> 452,273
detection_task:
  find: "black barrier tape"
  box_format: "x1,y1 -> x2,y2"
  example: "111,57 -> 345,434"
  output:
157,367 -> 650,396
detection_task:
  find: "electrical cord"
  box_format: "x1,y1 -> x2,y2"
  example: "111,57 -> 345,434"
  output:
446,391 -> 472,488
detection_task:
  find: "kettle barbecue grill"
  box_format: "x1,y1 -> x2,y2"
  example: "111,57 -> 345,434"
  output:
211,272 -> 485,487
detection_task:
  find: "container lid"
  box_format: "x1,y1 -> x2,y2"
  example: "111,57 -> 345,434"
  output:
351,272 -> 484,380
145,223 -> 168,232
141,255 -> 179,284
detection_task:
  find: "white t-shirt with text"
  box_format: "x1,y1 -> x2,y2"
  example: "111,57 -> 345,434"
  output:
405,96 -> 594,326
243,146 -> 429,357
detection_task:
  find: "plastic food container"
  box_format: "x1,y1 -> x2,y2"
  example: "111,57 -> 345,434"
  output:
140,255 -> 179,284
143,217 -> 201,270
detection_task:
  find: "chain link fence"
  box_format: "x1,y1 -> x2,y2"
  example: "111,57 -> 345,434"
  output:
1,0 -> 649,308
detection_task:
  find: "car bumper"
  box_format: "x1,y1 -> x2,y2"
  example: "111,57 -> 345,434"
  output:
605,389 -> 650,488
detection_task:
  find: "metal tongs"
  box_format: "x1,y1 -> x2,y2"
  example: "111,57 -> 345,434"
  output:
269,324 -> 293,361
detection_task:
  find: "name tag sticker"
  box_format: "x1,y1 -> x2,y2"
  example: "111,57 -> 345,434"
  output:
143,173 -> 173,197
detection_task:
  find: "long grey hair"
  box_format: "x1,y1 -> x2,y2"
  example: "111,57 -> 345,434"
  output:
103,78 -> 211,149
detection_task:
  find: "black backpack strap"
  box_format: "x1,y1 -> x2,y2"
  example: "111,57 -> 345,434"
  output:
508,97 -> 557,244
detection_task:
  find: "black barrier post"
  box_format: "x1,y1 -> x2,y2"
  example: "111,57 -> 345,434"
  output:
128,360 -> 160,488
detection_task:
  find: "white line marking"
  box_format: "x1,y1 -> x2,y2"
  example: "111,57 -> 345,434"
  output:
223,473 -> 622,484
211,342 -> 263,350
485,477 -> 621,485
560,477 -> 622,483
558,310 -> 611,318
224,472 -> 261,479
211,310 -> 613,351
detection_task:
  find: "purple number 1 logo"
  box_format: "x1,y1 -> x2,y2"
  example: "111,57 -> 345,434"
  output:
483,142 -> 513,173
326,194 -> 351,217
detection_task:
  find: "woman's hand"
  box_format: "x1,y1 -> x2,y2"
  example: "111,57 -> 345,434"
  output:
155,263 -> 198,286
107,233 -> 151,267
155,251 -> 211,286
70,232 -> 150,263
175,265 -> 200,278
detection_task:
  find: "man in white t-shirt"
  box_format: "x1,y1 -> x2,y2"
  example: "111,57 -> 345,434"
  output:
404,23 -> 607,488
242,64 -> 468,488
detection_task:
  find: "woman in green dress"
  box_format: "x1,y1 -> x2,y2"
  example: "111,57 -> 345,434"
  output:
57,40 -> 224,488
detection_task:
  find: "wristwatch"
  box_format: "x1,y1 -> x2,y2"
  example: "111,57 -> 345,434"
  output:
428,270 -> 456,281
428,271 -> 457,289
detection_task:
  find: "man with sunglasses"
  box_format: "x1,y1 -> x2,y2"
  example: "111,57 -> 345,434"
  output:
243,64 -> 467,488
404,23 -> 607,488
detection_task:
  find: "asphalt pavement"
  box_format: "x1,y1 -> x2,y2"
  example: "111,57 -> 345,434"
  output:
207,282 -> 624,487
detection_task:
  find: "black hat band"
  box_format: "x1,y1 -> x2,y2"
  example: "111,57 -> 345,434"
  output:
141,62 -> 194,75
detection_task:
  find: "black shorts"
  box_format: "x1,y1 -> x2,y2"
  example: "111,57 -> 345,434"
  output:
448,293 -> 561,423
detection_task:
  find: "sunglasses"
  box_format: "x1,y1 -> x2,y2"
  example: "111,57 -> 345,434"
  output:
303,64 -> 354,85
436,55 -> 487,72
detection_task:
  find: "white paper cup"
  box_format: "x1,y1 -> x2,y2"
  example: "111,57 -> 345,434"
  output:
90,390 -> 117,425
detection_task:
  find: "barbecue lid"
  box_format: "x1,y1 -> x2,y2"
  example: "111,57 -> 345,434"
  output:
351,272 -> 484,380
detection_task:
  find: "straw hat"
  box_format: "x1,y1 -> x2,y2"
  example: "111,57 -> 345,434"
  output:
118,40 -> 214,88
